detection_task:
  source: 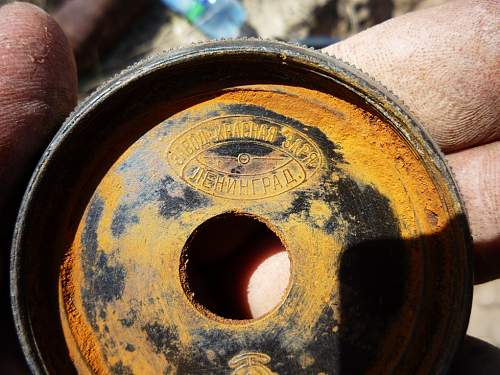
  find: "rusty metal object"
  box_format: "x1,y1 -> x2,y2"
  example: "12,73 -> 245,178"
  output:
11,40 -> 472,374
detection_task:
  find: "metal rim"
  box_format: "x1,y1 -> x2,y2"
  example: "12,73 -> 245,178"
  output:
10,39 -> 473,374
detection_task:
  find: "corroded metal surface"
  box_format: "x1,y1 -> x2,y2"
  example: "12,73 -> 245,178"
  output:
11,40 -> 472,374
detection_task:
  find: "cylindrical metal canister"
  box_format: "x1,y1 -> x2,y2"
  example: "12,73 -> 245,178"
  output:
11,40 -> 472,374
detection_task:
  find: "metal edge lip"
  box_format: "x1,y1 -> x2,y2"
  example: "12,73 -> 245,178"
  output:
10,39 -> 473,374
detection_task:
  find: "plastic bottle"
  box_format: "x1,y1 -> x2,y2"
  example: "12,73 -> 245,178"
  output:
160,0 -> 254,39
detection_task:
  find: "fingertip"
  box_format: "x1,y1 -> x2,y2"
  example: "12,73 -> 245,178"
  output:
0,1 -> 45,16
0,1 -> 78,122
0,1 -> 77,254
446,142 -> 500,283
0,1 -> 77,183
322,0 -> 500,153
247,250 -> 291,319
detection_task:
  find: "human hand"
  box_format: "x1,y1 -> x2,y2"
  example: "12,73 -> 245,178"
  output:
251,0 -> 500,307
0,0 -> 498,373
250,0 -> 500,372
0,2 -> 76,373
323,0 -> 500,285
250,0 -> 499,319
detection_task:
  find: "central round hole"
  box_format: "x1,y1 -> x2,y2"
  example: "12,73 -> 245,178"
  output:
180,213 -> 290,320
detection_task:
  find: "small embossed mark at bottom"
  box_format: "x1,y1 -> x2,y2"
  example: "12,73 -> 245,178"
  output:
228,352 -> 276,374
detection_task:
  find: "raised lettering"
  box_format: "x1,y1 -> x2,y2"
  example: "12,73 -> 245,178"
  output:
297,143 -> 311,158
182,140 -> 194,156
216,125 -> 226,141
258,124 -> 268,141
280,127 -> 294,149
262,176 -> 271,193
202,171 -> 217,189
188,136 -> 200,152
170,150 -> 185,166
239,178 -> 249,195
283,168 -> 297,186
266,126 -> 278,143
252,179 -> 260,195
233,122 -> 243,138
170,116 -> 323,200
224,123 -> 232,139
214,174 -> 225,192
272,174 -> 283,190
188,166 -> 203,184
287,138 -> 304,156
251,123 -> 260,139
197,129 -> 210,146
226,177 -> 236,195
303,152 -> 318,168
243,121 -> 251,138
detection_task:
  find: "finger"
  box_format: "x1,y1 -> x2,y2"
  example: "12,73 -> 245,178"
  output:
447,141 -> 500,284
247,251 -> 290,318
0,1 -> 77,244
323,0 -> 499,153
246,138 -> 499,313
0,3 -> 77,371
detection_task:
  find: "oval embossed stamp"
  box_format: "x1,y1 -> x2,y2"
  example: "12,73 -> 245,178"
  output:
167,115 -> 323,200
